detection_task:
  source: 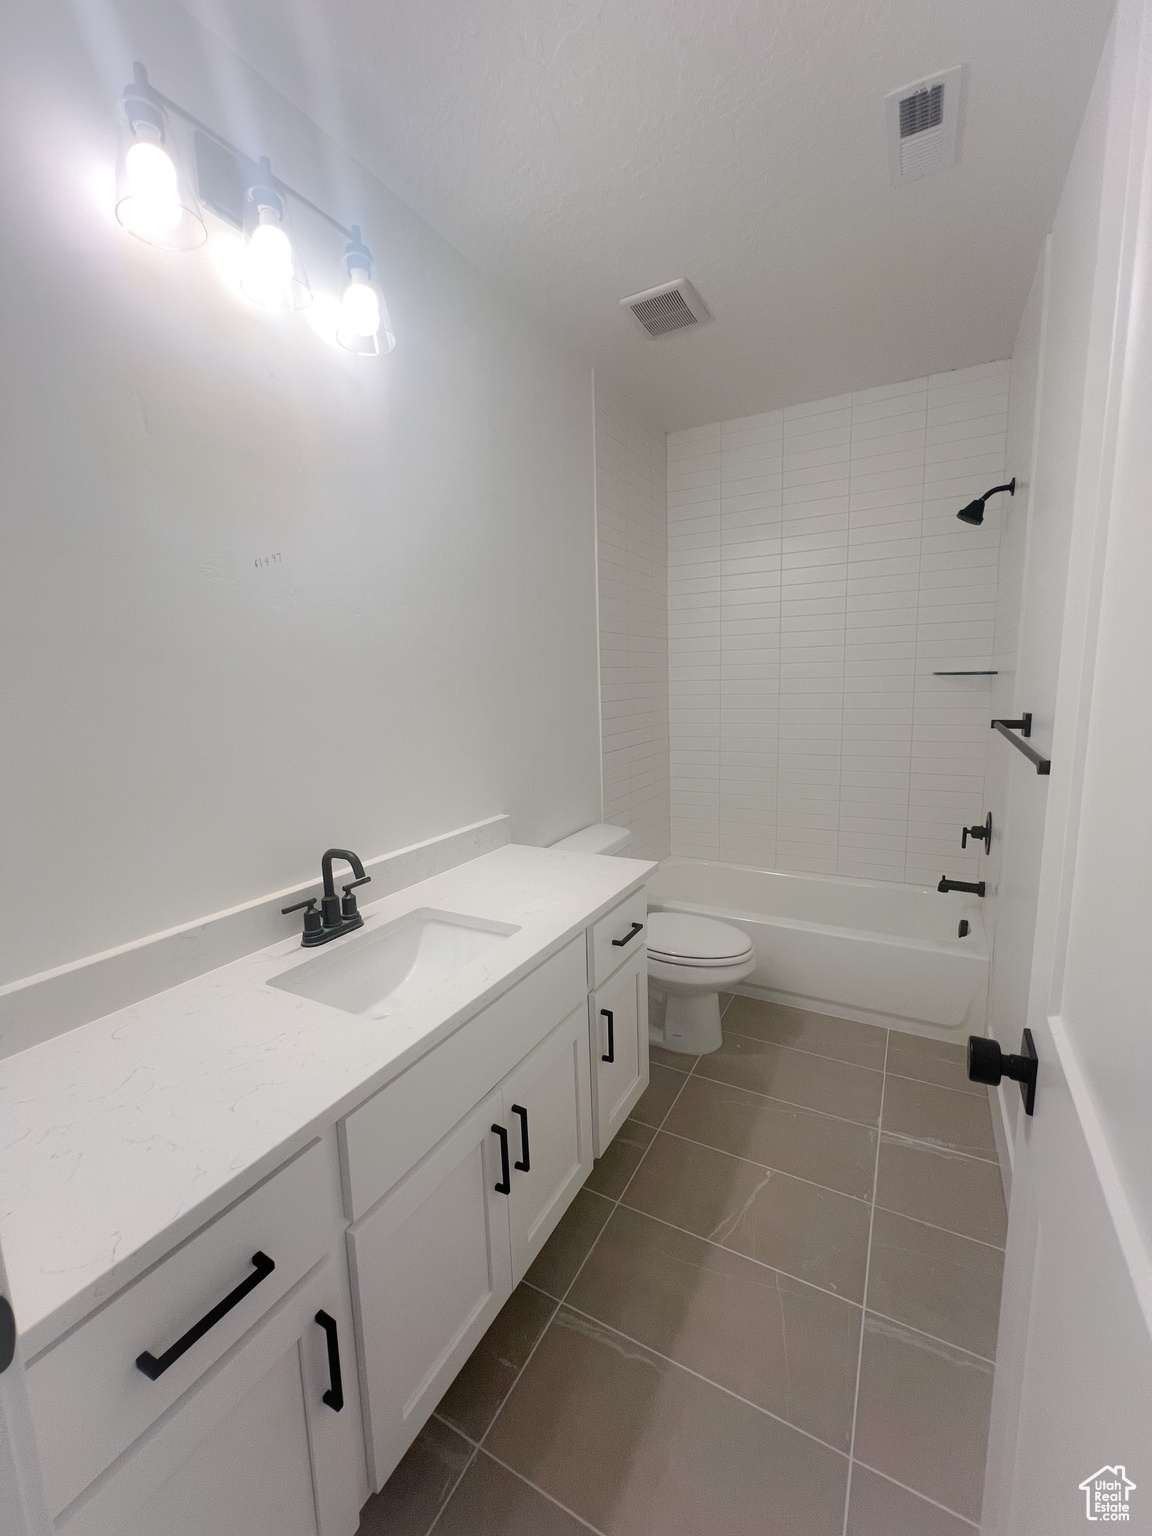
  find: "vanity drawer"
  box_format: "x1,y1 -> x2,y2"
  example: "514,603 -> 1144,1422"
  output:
588,887 -> 648,989
340,937 -> 586,1221
26,1139 -> 333,1518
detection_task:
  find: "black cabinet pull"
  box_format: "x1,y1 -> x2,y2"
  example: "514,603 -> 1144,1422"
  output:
600,1008 -> 615,1063
135,1252 -> 275,1380
492,1124 -> 511,1194
314,1310 -> 344,1412
612,921 -> 644,948
511,1105 -> 530,1171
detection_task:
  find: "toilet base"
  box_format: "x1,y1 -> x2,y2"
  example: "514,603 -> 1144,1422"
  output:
659,990 -> 723,1055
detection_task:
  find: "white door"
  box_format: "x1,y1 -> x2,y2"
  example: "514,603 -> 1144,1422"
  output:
589,950 -> 650,1157
348,1087 -> 514,1489
0,1241 -> 51,1536
501,1006 -> 594,1284
981,3 -> 1152,1529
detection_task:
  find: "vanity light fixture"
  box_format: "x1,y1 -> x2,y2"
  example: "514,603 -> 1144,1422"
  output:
337,227 -> 394,354
111,63 -> 393,353
957,478 -> 1015,525
115,64 -> 206,249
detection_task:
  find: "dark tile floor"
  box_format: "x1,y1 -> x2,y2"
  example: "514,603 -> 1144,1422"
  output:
357,999 -> 1006,1536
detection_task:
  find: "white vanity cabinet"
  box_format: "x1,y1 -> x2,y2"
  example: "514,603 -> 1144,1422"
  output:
24,1136 -> 367,1536
589,948 -> 649,1156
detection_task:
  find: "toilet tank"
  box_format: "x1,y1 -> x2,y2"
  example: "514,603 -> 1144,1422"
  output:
550,823 -> 633,856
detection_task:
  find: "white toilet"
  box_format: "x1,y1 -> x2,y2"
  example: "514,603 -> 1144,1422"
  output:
550,823 -> 755,1056
646,910 -> 755,1055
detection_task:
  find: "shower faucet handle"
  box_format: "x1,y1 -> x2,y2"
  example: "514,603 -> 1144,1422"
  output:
961,813 -> 992,853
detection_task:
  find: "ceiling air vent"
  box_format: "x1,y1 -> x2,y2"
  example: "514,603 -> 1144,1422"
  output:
620,279 -> 711,338
885,65 -> 964,186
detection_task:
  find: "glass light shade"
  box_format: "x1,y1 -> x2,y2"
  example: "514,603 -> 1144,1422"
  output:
115,121 -> 206,250
337,276 -> 395,355
240,192 -> 311,311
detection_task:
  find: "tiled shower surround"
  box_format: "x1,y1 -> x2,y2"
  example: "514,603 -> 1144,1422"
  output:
595,388 -> 671,861
667,363 -> 1010,885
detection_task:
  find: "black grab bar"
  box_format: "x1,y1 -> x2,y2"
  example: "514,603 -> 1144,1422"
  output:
990,715 -> 1051,776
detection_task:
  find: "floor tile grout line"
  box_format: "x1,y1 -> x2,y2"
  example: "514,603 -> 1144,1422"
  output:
883,1066 -> 986,1099
850,1457 -> 981,1528
842,1027 -> 889,1536
422,1443 -> 478,1536
476,1448 -> 609,1536
555,1296 -> 852,1463
633,1117 -> 1004,1244
876,1128 -> 1001,1167
689,1064 -> 884,1131
716,1023 -> 887,1075
648,1122 -> 874,1203
862,1307 -> 997,1365
870,1201 -> 1006,1251
610,1196 -> 866,1309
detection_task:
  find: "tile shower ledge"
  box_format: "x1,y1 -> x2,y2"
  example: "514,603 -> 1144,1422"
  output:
0,844 -> 655,1356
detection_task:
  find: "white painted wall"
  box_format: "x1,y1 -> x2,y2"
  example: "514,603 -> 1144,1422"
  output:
666,367 -> 1010,883
0,1 -> 601,987
594,389 -> 669,861
983,28 -> 1117,1154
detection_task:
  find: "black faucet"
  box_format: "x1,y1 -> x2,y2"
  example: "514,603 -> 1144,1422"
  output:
938,876 -> 986,898
282,848 -> 371,947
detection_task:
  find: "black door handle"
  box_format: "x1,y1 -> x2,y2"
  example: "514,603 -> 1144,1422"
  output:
600,1008 -> 615,1063
136,1252 -> 275,1380
511,1104 -> 530,1171
492,1124 -> 511,1193
314,1310 -> 344,1412
968,1030 -> 1038,1116
612,921 -> 644,948
0,1296 -> 14,1375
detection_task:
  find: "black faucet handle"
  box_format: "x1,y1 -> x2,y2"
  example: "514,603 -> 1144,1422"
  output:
341,874 -> 371,920
282,897 -> 323,937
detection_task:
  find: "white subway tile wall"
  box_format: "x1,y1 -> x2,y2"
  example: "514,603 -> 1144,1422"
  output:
667,362 -> 1010,884
596,388 -> 670,860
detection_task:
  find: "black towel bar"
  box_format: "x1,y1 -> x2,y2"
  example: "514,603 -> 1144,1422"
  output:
990,715 -> 1051,775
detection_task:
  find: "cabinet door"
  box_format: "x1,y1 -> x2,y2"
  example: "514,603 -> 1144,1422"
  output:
117,1345 -> 319,1536
501,1007 -> 593,1285
347,1089 -> 513,1489
60,1264 -> 365,1536
589,950 -> 649,1157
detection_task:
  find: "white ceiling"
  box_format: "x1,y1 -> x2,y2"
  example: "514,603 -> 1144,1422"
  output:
177,0 -> 1114,431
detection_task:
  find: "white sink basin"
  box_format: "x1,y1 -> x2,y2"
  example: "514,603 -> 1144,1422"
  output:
268,908 -> 520,1020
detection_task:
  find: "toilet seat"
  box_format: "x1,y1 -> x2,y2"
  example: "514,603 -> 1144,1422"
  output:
647,911 -> 754,968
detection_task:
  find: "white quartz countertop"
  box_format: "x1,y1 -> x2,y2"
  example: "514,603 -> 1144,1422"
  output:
0,844 -> 654,1355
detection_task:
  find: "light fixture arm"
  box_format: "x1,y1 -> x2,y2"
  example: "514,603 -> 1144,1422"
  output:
131,61 -> 359,244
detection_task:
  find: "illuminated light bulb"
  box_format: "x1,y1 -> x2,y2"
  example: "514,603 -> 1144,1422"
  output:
336,226 -> 394,355
242,219 -> 294,307
339,274 -> 380,338
114,66 -> 206,250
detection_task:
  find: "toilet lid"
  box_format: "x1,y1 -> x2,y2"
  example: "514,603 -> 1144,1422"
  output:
647,911 -> 754,963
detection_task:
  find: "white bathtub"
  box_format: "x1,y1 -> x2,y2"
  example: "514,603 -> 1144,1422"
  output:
647,857 -> 988,1039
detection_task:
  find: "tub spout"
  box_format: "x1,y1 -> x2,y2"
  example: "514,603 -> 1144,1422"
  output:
938,876 -> 986,897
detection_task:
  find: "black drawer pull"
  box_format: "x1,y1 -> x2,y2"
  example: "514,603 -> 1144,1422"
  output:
612,921 -> 644,948
511,1104 -> 531,1171
600,1008 -> 615,1063
492,1124 -> 511,1194
135,1252 -> 275,1380
315,1310 -> 344,1412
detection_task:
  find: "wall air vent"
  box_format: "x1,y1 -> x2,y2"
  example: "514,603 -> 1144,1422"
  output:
620,279 -> 712,338
885,65 -> 964,186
